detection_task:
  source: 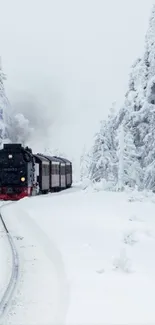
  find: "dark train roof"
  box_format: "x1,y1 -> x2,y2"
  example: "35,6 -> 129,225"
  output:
52,157 -> 65,164
33,154 -> 49,163
1,144 -> 72,166
53,156 -> 72,165
37,154 -> 67,165
40,154 -> 60,164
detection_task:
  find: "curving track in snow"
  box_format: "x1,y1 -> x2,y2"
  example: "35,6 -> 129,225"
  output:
0,212 -> 19,321
0,202 -> 70,325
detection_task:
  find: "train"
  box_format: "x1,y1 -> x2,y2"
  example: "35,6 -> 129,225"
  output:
0,143 -> 72,200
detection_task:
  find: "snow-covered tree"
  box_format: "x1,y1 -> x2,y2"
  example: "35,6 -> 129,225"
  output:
80,145 -> 90,181
118,125 -> 142,189
86,4 -> 155,192
117,124 -> 124,191
144,4 -> 155,80
88,107 -> 118,185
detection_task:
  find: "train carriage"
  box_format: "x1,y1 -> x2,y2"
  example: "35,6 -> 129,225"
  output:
52,157 -> 65,188
33,154 -> 50,194
58,158 -> 66,189
57,157 -> 72,188
51,159 -> 60,190
40,155 -> 60,191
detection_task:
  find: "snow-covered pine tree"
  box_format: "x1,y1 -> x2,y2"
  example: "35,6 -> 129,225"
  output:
114,7 -> 155,135
110,4 -> 155,190
128,4 -> 155,189
117,125 -> 142,190
124,130 -> 142,189
85,4 -> 155,191
88,122 -> 105,182
80,145 -> 90,181
144,4 -> 155,81
117,124 -> 124,191
88,106 -> 117,185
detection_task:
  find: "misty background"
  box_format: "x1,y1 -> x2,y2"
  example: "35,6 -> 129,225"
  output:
0,0 -> 154,177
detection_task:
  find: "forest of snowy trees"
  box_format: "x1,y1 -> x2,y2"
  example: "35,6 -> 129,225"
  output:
81,4 -> 155,191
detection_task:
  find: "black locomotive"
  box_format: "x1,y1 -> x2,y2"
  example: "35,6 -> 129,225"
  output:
0,143 -> 72,200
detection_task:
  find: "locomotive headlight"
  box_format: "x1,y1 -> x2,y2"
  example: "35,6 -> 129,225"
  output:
21,177 -> 25,182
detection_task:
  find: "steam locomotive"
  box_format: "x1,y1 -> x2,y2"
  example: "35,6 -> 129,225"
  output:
0,143 -> 72,200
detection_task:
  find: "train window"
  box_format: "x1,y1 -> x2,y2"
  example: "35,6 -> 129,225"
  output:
42,165 -> 44,174
47,164 -> 49,175
52,164 -> 55,174
56,164 -> 59,174
52,163 -> 59,174
42,164 -> 45,175
42,163 -> 49,176
61,165 -> 66,175
53,165 -> 55,174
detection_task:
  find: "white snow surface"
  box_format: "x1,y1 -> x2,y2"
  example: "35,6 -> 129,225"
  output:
1,185 -> 155,324
0,203 -> 12,308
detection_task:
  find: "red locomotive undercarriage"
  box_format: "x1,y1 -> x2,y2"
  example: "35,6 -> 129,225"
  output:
0,187 -> 33,201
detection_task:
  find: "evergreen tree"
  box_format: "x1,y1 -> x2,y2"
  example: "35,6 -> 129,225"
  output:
117,125 -> 142,190
123,129 -> 142,188
85,4 -> 155,191
80,145 -> 90,181
88,107 -> 117,185
117,124 -> 124,191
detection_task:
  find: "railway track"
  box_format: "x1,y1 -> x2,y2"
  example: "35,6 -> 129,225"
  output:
0,211 -> 19,321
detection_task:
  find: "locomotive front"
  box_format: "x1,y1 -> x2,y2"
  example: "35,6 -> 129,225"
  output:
0,143 -> 34,200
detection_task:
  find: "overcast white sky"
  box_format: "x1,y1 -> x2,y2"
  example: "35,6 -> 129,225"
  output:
0,0 -> 154,173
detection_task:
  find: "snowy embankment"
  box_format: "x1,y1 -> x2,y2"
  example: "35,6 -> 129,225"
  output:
1,185 -> 155,324
0,203 -> 13,317
1,201 -> 69,325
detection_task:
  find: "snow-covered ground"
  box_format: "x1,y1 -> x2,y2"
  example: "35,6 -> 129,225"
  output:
0,202 -> 12,314
1,185 -> 155,324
